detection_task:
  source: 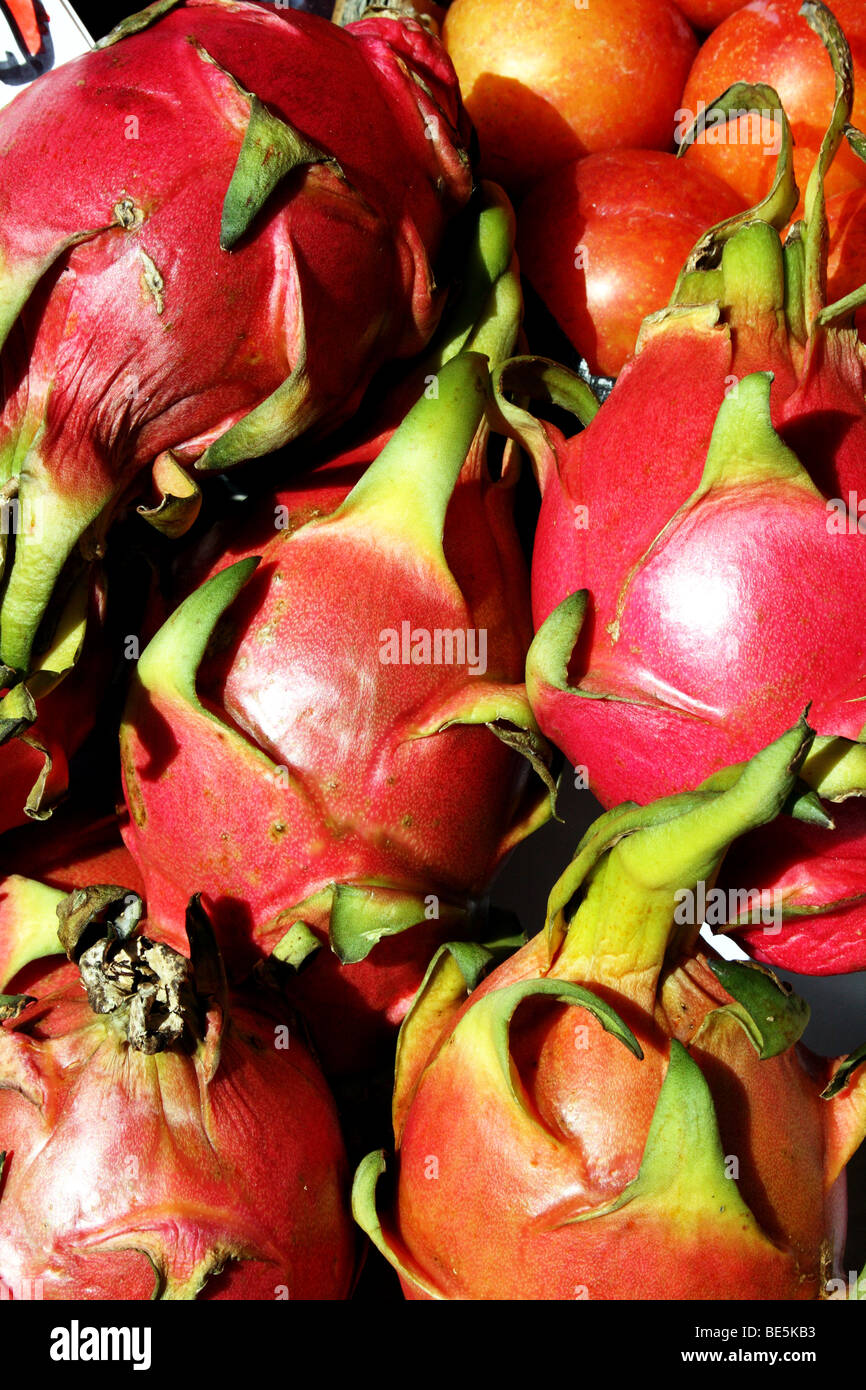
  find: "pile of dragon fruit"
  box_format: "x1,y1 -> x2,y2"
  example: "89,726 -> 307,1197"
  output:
1,0 -> 866,1301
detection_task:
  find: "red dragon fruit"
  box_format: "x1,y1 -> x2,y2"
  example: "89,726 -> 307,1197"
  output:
353,720 -> 866,1300
0,808 -> 145,896
120,341 -> 552,1072
0,0 -> 473,712
1,682 -> 93,836
0,882 -> 355,1300
506,1 -> 866,973
0,568 -> 113,833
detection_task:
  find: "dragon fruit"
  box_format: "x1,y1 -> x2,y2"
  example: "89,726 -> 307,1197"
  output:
1,685 -> 91,836
0,882 -> 355,1299
0,0 -> 472,715
0,568 -> 112,833
0,809 -> 145,898
505,1 -> 866,973
354,721 -> 866,1300
119,328 -> 552,1072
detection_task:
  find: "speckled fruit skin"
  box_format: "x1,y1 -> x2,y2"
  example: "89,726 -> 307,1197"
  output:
0,936 -> 355,1300
531,377 -> 866,775
517,149 -> 745,376
681,0 -> 866,213
442,0 -> 697,194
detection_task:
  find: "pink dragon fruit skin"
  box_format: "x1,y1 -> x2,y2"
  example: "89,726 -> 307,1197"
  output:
516,2 -> 866,974
719,797 -> 866,971
0,0 -> 472,685
529,363 -> 866,782
119,348 -> 553,1073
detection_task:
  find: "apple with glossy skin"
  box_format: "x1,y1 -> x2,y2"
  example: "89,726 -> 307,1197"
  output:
681,0 -> 866,214
675,0 -> 752,30
517,149 -> 745,377
442,0 -> 698,195
826,184 -> 866,340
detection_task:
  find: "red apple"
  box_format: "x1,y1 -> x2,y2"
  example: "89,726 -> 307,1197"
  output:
675,0 -> 752,31
442,0 -> 698,195
826,184 -> 866,341
517,148 -> 745,377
